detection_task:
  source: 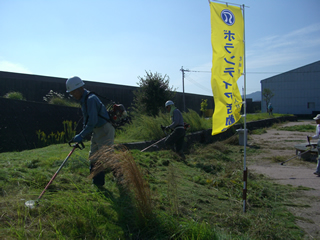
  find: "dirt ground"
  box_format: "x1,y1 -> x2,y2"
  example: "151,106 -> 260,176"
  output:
247,119 -> 320,239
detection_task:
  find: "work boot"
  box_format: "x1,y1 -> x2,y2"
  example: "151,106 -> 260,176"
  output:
177,151 -> 186,161
313,171 -> 320,176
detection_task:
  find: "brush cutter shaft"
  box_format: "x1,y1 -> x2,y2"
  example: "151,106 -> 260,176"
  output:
37,143 -> 83,200
141,137 -> 166,152
281,148 -> 313,165
141,126 -> 170,152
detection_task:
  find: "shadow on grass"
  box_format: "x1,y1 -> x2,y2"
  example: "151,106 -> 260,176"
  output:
99,183 -> 172,239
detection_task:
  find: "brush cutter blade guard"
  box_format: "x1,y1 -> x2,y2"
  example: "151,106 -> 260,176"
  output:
25,200 -> 38,209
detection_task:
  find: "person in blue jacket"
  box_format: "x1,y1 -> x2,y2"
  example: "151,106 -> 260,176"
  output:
162,100 -> 186,160
268,103 -> 273,115
66,76 -> 115,187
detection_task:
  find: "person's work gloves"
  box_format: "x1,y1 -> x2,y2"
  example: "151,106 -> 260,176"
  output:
72,134 -> 83,143
161,125 -> 169,131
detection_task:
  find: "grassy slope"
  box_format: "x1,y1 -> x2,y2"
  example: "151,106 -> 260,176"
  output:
0,131 -> 309,239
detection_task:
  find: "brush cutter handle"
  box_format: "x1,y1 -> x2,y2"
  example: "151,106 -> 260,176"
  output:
161,125 -> 170,136
68,141 -> 85,150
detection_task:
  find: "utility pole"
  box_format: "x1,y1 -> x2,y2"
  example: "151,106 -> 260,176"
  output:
180,66 -> 189,112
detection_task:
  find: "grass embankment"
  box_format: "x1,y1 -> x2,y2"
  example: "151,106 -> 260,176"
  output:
115,111 -> 288,144
0,123 -> 310,239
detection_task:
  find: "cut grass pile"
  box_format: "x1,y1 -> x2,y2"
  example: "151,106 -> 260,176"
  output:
0,136 -> 308,239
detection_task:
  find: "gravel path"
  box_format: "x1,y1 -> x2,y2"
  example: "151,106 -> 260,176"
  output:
247,120 -> 320,239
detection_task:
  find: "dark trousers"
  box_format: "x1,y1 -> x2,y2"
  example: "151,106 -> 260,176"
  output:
165,128 -> 185,153
90,163 -> 105,186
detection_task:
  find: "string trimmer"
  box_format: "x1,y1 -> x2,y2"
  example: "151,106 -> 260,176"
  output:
280,137 -> 316,165
25,142 -> 85,208
141,126 -> 169,152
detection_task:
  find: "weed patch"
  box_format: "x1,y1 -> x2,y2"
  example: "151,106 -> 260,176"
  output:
279,124 -> 316,132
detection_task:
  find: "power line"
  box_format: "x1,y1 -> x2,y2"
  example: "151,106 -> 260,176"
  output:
184,70 -> 320,74
185,70 -> 211,73
184,75 -> 212,94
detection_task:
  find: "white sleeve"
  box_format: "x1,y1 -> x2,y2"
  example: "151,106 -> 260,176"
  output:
312,124 -> 320,139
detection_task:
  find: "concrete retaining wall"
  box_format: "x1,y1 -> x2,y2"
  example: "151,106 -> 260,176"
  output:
122,116 -> 298,152
0,94 -> 293,153
0,98 -> 82,152
0,71 -> 214,115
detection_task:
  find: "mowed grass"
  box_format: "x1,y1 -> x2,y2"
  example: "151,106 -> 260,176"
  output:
0,135 -> 307,239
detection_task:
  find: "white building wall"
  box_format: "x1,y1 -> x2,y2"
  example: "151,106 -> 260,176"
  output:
261,61 -> 320,115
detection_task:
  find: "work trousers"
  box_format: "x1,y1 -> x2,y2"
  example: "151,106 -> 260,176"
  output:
165,127 -> 185,154
317,140 -> 320,173
89,122 -> 115,186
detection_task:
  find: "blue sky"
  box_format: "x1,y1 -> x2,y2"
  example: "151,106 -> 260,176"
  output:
0,0 -> 319,96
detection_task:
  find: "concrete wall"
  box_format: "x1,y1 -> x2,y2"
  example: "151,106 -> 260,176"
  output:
0,94 -> 294,153
0,71 -> 214,115
0,98 -> 82,152
0,71 -> 262,116
0,71 -> 263,153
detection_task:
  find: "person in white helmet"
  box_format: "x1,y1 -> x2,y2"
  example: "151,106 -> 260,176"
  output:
308,114 -> 320,176
66,76 -> 115,187
162,100 -> 186,160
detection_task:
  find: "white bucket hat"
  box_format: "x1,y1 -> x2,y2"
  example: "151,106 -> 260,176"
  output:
313,114 -> 320,120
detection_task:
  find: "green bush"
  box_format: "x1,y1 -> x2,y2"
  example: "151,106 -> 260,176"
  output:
49,97 -> 79,107
36,120 -> 77,147
43,90 -> 79,107
4,91 -> 25,100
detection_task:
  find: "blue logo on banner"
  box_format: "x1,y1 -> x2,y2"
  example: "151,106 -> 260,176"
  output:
221,9 -> 235,26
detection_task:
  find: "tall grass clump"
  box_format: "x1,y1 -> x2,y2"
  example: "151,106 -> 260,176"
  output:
88,146 -> 154,227
4,91 -> 25,100
117,111 -> 170,141
182,109 -> 211,131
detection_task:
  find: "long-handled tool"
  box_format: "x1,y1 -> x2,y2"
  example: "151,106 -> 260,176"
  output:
141,126 -> 169,152
25,142 -> 85,208
141,137 -> 167,152
280,139 -> 316,165
280,148 -> 313,165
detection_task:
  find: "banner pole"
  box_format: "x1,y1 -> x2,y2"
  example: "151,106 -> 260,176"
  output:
242,4 -> 247,213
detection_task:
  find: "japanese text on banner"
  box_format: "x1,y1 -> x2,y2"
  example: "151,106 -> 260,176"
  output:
210,2 -> 244,135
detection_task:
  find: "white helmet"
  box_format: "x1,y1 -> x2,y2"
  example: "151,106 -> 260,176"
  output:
66,76 -> 85,93
165,100 -> 174,107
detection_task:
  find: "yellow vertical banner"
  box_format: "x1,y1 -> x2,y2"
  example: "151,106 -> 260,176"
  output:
210,2 -> 244,135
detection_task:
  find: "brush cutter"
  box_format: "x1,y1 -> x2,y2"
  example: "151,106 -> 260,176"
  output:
141,126 -> 169,152
280,138 -> 317,165
25,142 -> 85,208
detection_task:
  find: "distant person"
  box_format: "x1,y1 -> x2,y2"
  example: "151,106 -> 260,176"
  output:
66,76 -> 115,188
161,100 -> 186,160
307,114 -> 320,176
268,103 -> 273,116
